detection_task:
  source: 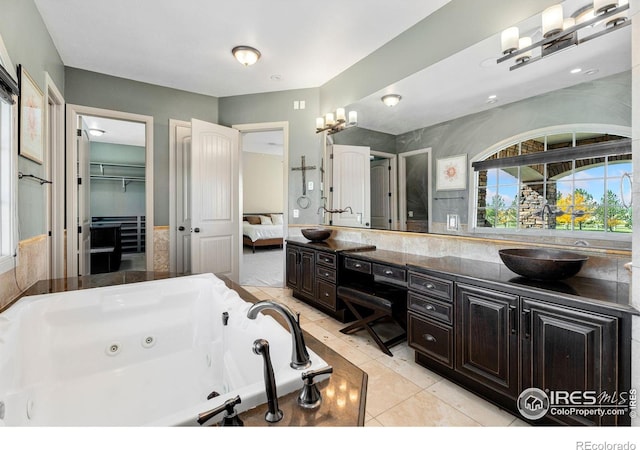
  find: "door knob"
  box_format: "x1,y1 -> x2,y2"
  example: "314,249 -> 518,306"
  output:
194,227 -> 200,233
178,226 -> 185,231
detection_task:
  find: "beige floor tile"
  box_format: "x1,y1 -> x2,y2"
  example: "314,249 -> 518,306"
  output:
303,322 -> 373,366
365,417 -> 384,426
375,390 -> 481,427
360,359 -> 422,416
315,316 -> 349,335
427,379 -> 516,426
339,332 -> 393,360
376,347 -> 442,389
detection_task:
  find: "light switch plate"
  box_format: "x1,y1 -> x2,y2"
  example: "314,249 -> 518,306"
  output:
308,181 -> 314,191
293,209 -> 299,218
447,213 -> 459,231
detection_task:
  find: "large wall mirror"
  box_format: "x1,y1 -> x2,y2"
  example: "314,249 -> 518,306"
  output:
317,0 -> 631,250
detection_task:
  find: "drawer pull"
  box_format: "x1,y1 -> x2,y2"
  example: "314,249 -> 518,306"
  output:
354,263 -> 362,268
324,272 -> 330,277
324,292 -> 330,297
423,333 -> 437,343
323,258 -> 331,262
424,304 -> 435,311
384,269 -> 393,276
422,282 -> 435,290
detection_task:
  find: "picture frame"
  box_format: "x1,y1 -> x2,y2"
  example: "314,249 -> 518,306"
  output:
18,65 -> 44,164
436,154 -> 467,191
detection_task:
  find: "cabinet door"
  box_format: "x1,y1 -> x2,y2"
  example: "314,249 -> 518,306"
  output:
456,283 -> 519,398
521,298 -> 619,426
286,246 -> 299,289
299,249 -> 315,299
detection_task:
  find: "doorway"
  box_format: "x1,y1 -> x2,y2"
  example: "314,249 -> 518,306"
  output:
398,148 -> 432,232
66,105 -> 154,277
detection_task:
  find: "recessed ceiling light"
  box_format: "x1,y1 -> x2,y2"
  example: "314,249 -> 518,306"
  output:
89,129 -> 105,137
570,67 -> 582,74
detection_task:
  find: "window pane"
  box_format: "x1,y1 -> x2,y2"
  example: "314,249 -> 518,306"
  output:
575,132 -> 625,146
607,154 -> 632,178
496,144 -> 519,159
476,208 -> 492,228
519,183 -> 545,229
575,156 -> 605,179
477,188 -> 488,209
604,184 -> 631,233
497,167 -> 518,185
520,138 -> 544,155
520,164 -> 544,183
546,133 -> 573,151
484,168 -> 498,187
547,160 -> 573,181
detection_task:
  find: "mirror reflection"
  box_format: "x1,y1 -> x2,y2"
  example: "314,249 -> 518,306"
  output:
319,0 -> 631,249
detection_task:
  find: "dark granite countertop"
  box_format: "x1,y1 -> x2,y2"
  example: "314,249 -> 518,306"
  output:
8,272 -> 367,426
345,249 -> 635,314
286,237 -> 375,253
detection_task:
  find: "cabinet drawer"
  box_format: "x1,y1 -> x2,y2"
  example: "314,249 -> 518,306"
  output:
408,271 -> 453,301
344,257 -> 372,274
316,280 -> 337,311
408,292 -> 453,325
316,251 -> 336,268
408,313 -> 453,369
316,266 -> 336,283
373,263 -> 406,283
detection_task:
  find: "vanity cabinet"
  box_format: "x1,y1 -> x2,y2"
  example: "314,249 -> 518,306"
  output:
286,245 -> 315,300
407,265 -> 630,426
521,297 -> 619,426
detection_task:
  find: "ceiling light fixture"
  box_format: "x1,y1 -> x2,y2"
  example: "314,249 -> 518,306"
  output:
498,1 -> 630,71
381,94 -> 402,107
89,129 -> 105,137
315,107 -> 358,134
570,67 -> 583,74
232,46 -> 261,66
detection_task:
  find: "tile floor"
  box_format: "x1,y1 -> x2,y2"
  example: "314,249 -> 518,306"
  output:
242,284 -> 530,427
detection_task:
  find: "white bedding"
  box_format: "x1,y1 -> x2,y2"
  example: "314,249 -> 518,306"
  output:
242,222 -> 284,242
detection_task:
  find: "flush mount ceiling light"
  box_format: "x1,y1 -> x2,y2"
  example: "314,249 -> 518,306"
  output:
498,1 -> 630,71
232,46 -> 261,66
381,94 -> 402,107
89,129 -> 105,137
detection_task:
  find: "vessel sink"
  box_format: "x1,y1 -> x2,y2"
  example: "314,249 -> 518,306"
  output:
498,248 -> 588,281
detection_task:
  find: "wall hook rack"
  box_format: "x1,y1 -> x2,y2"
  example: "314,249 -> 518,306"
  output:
18,172 -> 52,185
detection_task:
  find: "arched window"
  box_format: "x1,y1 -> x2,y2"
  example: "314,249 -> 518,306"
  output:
471,126 -> 632,239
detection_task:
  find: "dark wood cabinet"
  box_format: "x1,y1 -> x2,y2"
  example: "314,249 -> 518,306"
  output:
286,244 -> 315,300
521,298 -> 620,426
456,283 -> 520,399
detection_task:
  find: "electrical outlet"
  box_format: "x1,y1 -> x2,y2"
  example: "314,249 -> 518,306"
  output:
307,181 -> 314,191
293,209 -> 299,218
408,211 -> 414,218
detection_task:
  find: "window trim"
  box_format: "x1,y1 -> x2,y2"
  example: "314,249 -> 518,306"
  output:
468,124 -> 632,241
0,34 -> 18,275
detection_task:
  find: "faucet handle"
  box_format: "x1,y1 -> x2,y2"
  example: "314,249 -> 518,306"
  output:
297,366 -> 333,409
197,395 -> 243,426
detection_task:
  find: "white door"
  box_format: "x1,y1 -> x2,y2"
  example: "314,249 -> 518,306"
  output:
190,119 -> 240,281
175,124 -> 192,274
370,158 -> 390,229
77,122 -> 91,275
331,144 -> 370,228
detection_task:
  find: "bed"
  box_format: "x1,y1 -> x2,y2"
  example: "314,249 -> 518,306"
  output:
242,213 -> 284,253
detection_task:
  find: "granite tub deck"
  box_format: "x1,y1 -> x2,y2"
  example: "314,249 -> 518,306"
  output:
8,272 -> 367,427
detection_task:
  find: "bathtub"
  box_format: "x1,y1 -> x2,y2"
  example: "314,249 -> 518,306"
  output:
0,273 -> 328,426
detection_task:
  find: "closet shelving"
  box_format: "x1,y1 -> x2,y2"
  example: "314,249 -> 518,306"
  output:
90,161 -> 145,192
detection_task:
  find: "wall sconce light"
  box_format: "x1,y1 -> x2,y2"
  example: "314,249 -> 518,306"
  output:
498,1 -> 630,71
232,46 -> 261,66
89,129 -> 105,137
381,94 -> 402,107
315,107 -> 358,134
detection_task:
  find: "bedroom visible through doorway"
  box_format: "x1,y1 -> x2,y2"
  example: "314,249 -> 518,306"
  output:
240,129 -> 285,287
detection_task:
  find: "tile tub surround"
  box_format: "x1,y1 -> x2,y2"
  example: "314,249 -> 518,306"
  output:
153,226 -> 170,272
0,235 -> 48,310
289,226 -> 632,285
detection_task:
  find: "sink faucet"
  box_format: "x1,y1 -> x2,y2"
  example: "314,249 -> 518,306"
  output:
246,301 -> 311,369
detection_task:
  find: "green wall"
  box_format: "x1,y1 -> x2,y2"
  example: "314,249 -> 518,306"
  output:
0,0 -> 64,239
64,67 -> 220,225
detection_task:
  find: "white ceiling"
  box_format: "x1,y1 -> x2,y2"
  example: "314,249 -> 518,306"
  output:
34,0 -> 631,140
82,115 -> 146,147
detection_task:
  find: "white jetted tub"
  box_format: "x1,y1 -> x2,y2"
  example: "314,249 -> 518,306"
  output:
0,273 -> 327,426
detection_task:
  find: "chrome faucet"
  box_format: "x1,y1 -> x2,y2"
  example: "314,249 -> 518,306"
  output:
246,301 -> 311,369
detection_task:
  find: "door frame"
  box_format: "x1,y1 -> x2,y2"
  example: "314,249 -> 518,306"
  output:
398,147 -> 432,232
168,118 -> 191,273
370,150 -> 398,230
44,73 -> 65,279
233,121 -> 289,287
66,104 -> 154,276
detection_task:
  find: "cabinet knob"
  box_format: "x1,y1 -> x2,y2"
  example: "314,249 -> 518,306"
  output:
323,258 -> 330,262
324,272 -> 330,277
384,270 -> 393,276
354,263 -> 362,268
324,292 -> 329,297
424,304 -> 435,311
423,282 -> 435,289
423,334 -> 437,343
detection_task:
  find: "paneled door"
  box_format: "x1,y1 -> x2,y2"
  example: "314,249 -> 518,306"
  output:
77,121 -> 91,276
175,124 -> 192,274
190,119 -> 240,281
370,158 -> 391,229
331,144 -> 370,228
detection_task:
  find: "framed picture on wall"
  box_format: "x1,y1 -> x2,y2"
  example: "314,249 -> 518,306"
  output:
436,154 -> 467,191
18,65 -> 44,164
